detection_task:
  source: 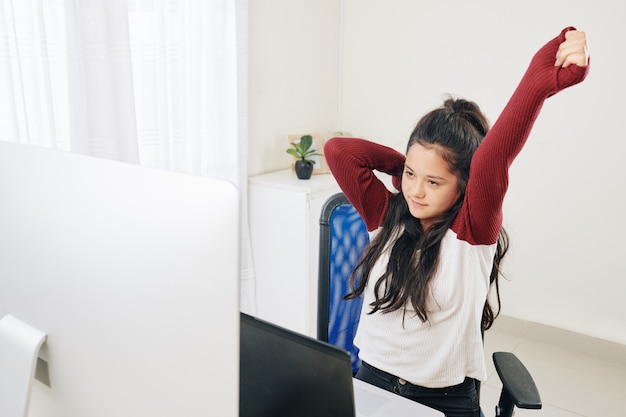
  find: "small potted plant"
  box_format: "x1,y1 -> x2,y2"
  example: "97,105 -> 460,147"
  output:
286,134 -> 323,180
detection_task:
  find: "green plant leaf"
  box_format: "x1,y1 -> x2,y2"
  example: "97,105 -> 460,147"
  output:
299,135 -> 313,152
286,148 -> 301,158
286,134 -> 323,161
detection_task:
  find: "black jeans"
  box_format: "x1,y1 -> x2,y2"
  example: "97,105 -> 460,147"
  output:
355,361 -> 480,417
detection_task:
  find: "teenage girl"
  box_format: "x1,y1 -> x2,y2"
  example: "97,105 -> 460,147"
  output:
324,27 -> 589,417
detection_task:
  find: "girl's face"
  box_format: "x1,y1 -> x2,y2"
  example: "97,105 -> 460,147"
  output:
401,143 -> 461,229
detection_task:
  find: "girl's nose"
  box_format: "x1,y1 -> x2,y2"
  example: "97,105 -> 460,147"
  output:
410,179 -> 426,199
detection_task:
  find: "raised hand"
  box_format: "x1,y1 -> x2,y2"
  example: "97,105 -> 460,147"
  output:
555,30 -> 589,68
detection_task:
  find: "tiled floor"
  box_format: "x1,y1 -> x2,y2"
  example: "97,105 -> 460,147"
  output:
480,317 -> 626,417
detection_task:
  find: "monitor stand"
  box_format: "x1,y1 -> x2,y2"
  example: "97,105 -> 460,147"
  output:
0,315 -> 47,417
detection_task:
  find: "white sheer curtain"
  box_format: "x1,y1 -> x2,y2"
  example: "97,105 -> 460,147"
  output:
0,0 -> 255,312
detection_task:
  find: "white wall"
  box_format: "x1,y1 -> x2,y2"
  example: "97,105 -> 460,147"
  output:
248,0 -> 340,176
248,1 -> 626,344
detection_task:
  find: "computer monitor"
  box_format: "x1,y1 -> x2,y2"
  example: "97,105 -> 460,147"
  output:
240,312 -> 356,417
0,142 -> 240,417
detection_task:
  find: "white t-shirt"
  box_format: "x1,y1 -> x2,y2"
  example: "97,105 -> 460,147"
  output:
354,228 -> 497,388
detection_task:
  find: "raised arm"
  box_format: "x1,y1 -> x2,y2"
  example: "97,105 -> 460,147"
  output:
454,27 -> 590,244
324,137 -> 405,231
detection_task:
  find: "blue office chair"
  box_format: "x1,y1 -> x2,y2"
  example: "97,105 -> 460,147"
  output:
317,192 -> 542,417
317,192 -> 368,374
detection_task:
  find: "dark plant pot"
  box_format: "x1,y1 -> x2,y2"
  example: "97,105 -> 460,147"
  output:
295,160 -> 314,180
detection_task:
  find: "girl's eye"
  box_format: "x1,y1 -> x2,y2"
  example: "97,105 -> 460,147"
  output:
404,170 -> 414,177
428,180 -> 439,186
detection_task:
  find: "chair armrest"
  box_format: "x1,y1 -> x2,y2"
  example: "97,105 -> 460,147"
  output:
493,352 -> 542,410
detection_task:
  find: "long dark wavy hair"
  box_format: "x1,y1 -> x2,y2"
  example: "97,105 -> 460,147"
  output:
346,97 -> 509,331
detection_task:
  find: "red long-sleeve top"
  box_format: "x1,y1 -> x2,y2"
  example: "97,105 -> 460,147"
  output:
325,27 -> 589,245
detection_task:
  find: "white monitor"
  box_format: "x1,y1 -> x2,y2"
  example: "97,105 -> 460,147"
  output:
0,142 -> 240,417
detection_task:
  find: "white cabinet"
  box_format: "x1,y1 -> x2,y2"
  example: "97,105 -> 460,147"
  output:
248,169 -> 340,336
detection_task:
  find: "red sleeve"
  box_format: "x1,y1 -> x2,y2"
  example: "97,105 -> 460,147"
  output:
324,137 -> 405,231
453,27 -> 590,244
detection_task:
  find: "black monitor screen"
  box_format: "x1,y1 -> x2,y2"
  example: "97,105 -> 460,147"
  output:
240,313 -> 355,417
